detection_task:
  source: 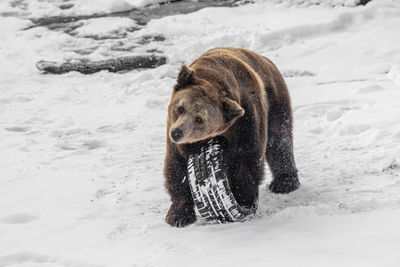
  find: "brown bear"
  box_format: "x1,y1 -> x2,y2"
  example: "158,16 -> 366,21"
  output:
164,47 -> 299,227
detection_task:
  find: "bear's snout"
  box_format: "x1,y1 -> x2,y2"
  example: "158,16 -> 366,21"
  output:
171,128 -> 183,142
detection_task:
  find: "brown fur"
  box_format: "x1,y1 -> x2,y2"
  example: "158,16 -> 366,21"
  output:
164,47 -> 299,227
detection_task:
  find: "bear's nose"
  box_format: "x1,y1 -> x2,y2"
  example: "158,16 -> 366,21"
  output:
171,128 -> 183,142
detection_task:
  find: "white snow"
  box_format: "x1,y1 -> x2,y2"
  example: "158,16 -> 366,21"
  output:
1,0 -> 400,266
66,0 -> 169,16
387,64 -> 400,84
71,17 -> 138,38
0,0 -> 169,19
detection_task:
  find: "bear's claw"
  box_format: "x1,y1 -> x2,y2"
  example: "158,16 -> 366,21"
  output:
269,175 -> 300,194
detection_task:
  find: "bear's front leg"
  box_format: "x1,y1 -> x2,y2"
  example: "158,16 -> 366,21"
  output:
164,147 -> 196,227
226,151 -> 264,208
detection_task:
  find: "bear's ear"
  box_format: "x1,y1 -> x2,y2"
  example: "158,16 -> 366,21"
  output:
221,97 -> 245,125
174,65 -> 196,91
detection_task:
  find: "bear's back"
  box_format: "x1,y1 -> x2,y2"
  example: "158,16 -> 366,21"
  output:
198,47 -> 289,102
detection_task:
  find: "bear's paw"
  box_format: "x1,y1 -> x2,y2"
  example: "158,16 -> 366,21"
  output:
269,175 -> 300,194
166,202 -> 196,227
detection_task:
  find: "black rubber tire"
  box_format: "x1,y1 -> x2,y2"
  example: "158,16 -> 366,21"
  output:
187,137 -> 258,224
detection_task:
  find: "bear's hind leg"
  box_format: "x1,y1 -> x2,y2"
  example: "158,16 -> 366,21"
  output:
266,98 -> 300,194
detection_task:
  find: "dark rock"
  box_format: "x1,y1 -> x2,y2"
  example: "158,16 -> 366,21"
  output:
36,55 -> 167,74
358,0 -> 372,5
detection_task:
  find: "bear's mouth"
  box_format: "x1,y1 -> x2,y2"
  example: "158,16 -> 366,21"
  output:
169,133 -> 223,145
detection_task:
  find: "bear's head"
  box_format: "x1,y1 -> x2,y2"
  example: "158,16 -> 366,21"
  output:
168,66 -> 244,144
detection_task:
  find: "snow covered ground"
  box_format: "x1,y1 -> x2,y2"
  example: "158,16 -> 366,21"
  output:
1,0 -> 400,266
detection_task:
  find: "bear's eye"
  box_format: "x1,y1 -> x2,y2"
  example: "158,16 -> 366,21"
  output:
177,106 -> 185,114
195,116 -> 203,125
